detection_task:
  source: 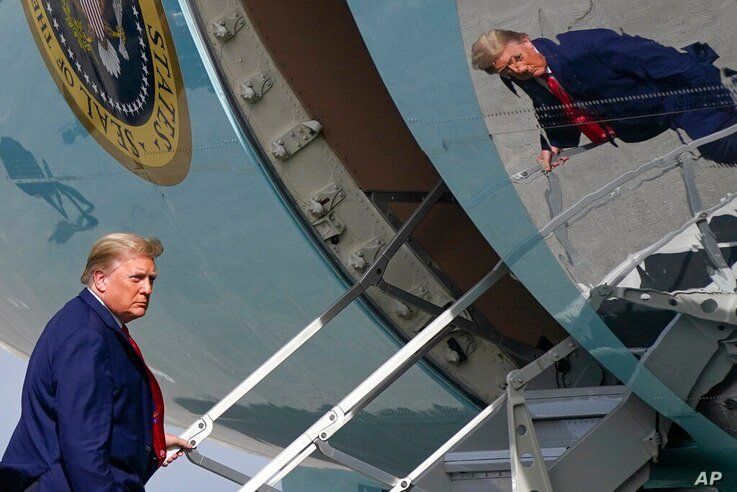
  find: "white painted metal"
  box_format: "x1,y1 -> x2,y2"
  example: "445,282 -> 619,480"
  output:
536,123 -> 737,240
241,262 -> 509,491
167,181 -> 450,460
182,0 -> 518,410
270,121 -> 322,160
315,440 -> 401,487
211,11 -> 245,41
389,393 -> 508,491
238,72 -> 273,103
334,337 -> 577,491
507,382 -> 553,492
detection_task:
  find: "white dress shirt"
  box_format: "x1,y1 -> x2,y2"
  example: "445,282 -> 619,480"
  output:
86,287 -> 123,329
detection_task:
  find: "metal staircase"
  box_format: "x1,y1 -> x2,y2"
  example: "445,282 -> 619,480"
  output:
171,0 -> 737,487
170,130 -> 737,490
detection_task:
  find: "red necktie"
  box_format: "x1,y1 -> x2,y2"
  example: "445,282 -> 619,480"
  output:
542,73 -> 615,144
121,325 -> 167,467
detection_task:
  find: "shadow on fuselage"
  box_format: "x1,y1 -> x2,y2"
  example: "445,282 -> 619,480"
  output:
0,137 -> 98,244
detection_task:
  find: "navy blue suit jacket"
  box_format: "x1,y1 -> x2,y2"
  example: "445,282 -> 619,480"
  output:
505,29 -> 736,150
0,289 -> 159,491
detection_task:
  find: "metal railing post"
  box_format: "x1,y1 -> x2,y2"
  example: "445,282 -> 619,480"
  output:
240,261 -> 510,491
169,182 -> 448,457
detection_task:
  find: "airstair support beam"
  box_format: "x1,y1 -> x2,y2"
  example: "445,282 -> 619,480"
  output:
539,315 -> 732,491
184,449 -> 273,489
169,181 -> 448,459
240,261 -> 510,491
413,386 -> 630,492
593,286 -> 737,325
547,394 -> 657,492
504,338 -> 580,492
390,336 -> 577,491
542,314 -> 726,491
507,380 -> 553,492
389,392 -> 508,492
189,299 -> 714,492
314,440 -> 403,489
396,296 -> 737,491
589,286 -> 737,406
504,338 -> 578,492
376,279 -> 540,364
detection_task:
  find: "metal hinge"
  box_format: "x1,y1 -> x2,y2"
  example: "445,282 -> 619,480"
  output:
313,213 -> 345,242
446,332 -> 477,366
212,11 -> 245,41
271,121 -> 322,160
239,72 -> 273,103
307,182 -> 345,219
391,285 -> 430,320
349,237 -> 384,272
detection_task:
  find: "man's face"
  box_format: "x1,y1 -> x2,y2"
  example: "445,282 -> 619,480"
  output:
491,39 -> 547,80
95,255 -> 157,324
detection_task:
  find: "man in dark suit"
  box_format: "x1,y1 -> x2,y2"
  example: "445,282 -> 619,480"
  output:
0,233 -> 191,491
471,28 -> 737,170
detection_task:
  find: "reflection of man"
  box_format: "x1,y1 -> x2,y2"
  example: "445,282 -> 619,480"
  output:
0,233 -> 191,491
471,29 -> 737,170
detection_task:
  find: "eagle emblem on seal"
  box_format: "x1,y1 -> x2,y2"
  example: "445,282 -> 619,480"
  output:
23,0 -> 192,185
68,0 -> 130,78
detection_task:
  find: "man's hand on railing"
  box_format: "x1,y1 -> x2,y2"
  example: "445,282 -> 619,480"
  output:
537,146 -> 570,172
162,433 -> 194,467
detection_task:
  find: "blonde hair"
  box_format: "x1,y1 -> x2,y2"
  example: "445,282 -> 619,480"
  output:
81,233 -> 164,285
471,29 -> 528,72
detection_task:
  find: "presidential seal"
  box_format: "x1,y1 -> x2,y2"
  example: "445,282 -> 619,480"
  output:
23,0 -> 191,185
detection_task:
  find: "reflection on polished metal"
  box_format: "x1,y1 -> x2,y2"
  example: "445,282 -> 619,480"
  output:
537,123 -> 737,240
595,286 -> 737,325
510,141 -> 604,184
602,193 -> 737,290
588,149 -> 737,292
546,172 -> 582,266
508,133 -> 589,267
241,261 -> 510,491
502,124 -> 737,284
167,181 -> 449,461
679,156 -> 736,291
